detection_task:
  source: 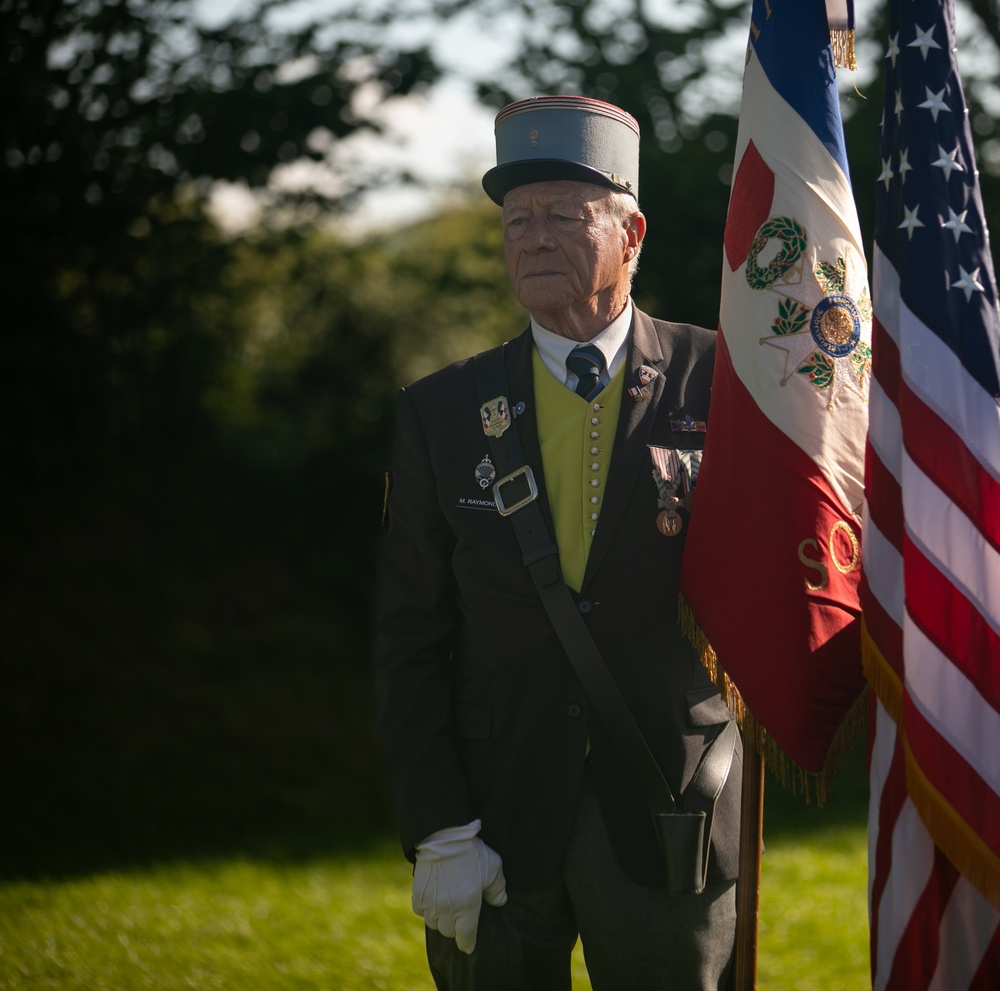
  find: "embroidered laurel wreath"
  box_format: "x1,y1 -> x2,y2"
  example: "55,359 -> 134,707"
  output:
745,217 -> 807,290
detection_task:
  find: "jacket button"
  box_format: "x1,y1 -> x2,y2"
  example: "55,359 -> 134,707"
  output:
577,599 -> 592,614
567,703 -> 582,718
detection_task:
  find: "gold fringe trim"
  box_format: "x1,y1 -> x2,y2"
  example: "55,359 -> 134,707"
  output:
862,623 -> 1000,910
860,618 -> 903,725
679,595 -> 867,807
830,28 -> 857,70
902,731 -> 1000,913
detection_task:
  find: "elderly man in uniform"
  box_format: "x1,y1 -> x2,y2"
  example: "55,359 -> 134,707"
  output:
374,95 -> 742,991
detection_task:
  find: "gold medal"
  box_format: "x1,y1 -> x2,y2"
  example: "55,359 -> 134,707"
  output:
657,509 -> 682,537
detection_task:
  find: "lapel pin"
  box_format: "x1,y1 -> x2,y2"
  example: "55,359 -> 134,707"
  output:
628,364 -> 659,401
475,455 -> 496,490
481,396 -> 510,438
670,414 -> 706,432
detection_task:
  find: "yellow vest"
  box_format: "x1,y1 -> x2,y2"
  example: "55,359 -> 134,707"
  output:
533,348 -> 626,591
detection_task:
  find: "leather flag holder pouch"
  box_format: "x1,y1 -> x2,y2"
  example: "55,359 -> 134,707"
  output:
474,346 -> 738,894
655,719 -> 738,893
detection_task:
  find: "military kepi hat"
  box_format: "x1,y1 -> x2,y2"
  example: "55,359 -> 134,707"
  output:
482,95 -> 640,205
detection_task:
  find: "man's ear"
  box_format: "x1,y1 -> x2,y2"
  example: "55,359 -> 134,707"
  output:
625,211 -> 646,260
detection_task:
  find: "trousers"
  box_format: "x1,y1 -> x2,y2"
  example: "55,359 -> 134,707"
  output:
425,770 -> 736,991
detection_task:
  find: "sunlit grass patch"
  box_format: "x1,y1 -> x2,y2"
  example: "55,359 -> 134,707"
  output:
0,845 -> 429,991
758,822 -> 869,990
2,824 -> 868,991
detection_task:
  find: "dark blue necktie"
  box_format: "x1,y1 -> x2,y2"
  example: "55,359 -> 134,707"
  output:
566,344 -> 606,401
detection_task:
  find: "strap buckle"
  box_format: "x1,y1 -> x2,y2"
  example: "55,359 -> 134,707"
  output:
493,465 -> 538,516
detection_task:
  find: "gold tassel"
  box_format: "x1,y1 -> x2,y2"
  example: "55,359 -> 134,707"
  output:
679,595 -> 867,807
830,27 -> 857,71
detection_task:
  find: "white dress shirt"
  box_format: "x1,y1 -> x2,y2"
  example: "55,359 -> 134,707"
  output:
530,300 -> 633,393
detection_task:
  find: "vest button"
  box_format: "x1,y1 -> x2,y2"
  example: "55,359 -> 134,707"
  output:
577,599 -> 593,614
567,703 -> 582,719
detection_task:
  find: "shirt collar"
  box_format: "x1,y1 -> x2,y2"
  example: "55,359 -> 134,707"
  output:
530,300 -> 633,387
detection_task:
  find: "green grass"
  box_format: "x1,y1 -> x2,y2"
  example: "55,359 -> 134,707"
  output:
758,822 -> 869,990
0,822 -> 868,991
0,846 -> 426,991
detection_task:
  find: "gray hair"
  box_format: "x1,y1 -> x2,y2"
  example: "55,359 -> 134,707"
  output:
605,191 -> 643,281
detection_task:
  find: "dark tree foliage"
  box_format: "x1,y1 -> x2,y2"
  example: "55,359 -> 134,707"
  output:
0,0 -> 441,871
1,0 -> 439,477
3,0 -> 999,876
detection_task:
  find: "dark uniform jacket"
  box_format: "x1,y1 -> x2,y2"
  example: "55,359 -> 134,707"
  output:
373,307 -> 742,892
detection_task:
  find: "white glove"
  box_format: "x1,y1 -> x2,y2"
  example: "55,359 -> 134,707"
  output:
412,819 -> 508,954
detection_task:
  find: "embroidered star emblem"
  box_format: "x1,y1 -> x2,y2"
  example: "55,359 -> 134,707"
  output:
894,88 -> 905,123
931,144 -> 964,181
918,87 -> 950,122
941,207 -> 973,242
952,265 -> 985,302
908,24 -> 942,60
899,204 -> 925,240
758,244 -> 871,409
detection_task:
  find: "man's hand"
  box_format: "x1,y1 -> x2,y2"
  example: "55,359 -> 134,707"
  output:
412,819 -> 508,954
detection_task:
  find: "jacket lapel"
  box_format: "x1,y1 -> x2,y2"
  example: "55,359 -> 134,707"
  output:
582,308 -> 667,586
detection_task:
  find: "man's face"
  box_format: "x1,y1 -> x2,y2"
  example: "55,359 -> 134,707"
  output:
501,181 -> 641,329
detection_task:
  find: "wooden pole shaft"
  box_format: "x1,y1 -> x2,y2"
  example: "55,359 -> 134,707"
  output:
733,732 -> 765,991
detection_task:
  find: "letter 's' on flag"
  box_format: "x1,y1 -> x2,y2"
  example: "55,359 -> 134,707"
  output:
680,0 -> 869,799
864,0 -> 1000,985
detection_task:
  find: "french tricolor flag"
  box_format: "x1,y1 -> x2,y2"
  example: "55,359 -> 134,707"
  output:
680,0 -> 869,797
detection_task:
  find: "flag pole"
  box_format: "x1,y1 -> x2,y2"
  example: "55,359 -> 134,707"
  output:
733,732 -> 764,991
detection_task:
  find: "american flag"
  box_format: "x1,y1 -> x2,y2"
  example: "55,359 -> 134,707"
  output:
864,0 -> 1000,986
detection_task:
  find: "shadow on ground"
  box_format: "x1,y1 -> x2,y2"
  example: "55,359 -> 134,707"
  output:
1,462 -> 395,882
1,461 -> 869,883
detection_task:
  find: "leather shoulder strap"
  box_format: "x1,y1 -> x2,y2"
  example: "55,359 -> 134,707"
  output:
473,344 -> 681,815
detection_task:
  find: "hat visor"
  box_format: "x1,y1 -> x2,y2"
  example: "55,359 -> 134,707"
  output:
482,160 -> 633,206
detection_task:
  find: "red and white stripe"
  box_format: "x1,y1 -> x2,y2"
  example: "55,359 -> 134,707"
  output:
863,245 -> 1000,988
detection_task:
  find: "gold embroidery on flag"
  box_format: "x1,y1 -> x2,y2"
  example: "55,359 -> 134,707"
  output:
753,230 -> 873,409
798,537 -> 829,591
830,521 -> 860,575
